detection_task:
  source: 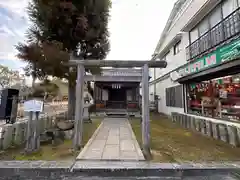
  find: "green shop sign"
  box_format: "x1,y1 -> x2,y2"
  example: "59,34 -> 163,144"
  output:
178,38 -> 240,77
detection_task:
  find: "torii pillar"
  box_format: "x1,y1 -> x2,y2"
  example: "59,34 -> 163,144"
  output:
141,63 -> 150,157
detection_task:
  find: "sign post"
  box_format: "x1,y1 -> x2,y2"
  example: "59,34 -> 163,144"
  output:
24,99 -> 43,152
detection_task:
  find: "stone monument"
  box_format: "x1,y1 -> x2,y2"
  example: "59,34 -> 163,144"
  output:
83,87 -> 94,123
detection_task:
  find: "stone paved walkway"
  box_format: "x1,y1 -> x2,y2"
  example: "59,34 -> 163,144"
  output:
76,117 -> 145,161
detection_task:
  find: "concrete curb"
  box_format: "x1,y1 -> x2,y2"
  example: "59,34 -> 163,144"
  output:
76,120 -> 104,160
0,161 -> 239,178
171,112 -> 240,147
71,160 -> 240,177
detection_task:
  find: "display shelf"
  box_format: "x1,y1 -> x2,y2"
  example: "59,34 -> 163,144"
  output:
221,96 -> 240,101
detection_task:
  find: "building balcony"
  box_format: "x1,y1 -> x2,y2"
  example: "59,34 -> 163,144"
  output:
186,7 -> 240,61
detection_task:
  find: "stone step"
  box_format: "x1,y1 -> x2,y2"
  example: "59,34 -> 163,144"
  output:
106,114 -> 127,117
106,111 -> 128,118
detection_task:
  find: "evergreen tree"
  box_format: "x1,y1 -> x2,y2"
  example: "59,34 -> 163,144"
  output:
16,0 -> 111,118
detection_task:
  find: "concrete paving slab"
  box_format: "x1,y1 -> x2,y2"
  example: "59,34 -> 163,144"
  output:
88,140 -> 105,151
109,129 -> 120,136
83,150 -> 103,159
76,117 -> 145,161
120,151 -> 139,160
120,140 -> 135,151
106,135 -> 119,145
102,145 -> 120,159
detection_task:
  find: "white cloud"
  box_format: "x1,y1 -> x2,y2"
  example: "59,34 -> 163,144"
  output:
0,0 -> 176,68
107,0 -> 176,60
0,0 -> 29,67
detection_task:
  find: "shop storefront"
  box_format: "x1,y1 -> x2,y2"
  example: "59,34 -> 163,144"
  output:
177,37 -> 240,123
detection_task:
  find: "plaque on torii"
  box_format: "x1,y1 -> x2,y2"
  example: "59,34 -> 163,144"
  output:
85,68 -> 143,82
67,60 -> 167,158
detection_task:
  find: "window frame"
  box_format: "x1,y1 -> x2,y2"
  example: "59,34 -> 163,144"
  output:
165,85 -> 183,108
173,41 -> 181,55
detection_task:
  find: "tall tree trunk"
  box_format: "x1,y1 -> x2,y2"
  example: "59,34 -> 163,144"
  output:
32,63 -> 37,89
32,75 -> 36,88
68,80 -> 76,120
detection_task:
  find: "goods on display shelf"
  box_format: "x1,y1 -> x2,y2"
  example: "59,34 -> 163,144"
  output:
187,74 -> 240,121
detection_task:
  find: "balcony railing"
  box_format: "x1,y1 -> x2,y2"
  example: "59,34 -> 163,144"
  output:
186,7 -> 240,61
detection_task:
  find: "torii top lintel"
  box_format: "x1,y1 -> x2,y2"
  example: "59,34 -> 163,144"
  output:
68,60 -> 167,68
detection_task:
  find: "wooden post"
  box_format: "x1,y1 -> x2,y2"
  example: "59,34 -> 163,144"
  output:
10,96 -> 18,124
141,63 -> 151,159
34,112 -> 40,150
73,63 -> 85,150
25,111 -> 33,152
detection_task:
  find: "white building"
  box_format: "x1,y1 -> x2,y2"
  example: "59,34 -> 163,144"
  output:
150,0 -> 240,117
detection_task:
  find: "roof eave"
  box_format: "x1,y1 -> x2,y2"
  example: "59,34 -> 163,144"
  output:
153,0 -> 188,55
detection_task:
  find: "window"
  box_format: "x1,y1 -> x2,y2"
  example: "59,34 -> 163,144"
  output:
189,27 -> 200,58
222,0 -> 238,18
187,0 -> 240,60
198,18 -> 211,53
209,6 -> 222,28
174,41 -> 181,55
166,85 -> 183,108
222,0 -> 240,39
187,74 -> 240,122
198,18 -> 209,36
210,6 -> 224,46
190,28 -> 198,43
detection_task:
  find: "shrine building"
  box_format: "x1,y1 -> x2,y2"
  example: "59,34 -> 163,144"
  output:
91,68 -> 143,116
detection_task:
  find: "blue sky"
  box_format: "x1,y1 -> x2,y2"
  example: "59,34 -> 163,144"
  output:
0,0 -> 176,71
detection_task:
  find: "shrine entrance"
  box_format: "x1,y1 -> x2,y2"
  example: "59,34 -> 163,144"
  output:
96,82 -> 128,109
68,60 -> 167,157
109,88 -> 126,104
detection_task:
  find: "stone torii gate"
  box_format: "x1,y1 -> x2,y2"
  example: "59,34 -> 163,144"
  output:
68,60 -> 167,156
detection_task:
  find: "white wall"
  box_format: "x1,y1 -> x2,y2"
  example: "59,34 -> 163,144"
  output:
155,32 -> 189,79
156,77 -> 184,115
149,84 -> 154,101
149,68 -> 155,82
154,0 -> 212,80
159,0 -> 209,53
151,0 -> 213,115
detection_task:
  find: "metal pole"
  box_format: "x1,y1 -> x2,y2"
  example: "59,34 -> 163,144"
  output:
141,63 -> 151,158
73,63 -> 85,150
